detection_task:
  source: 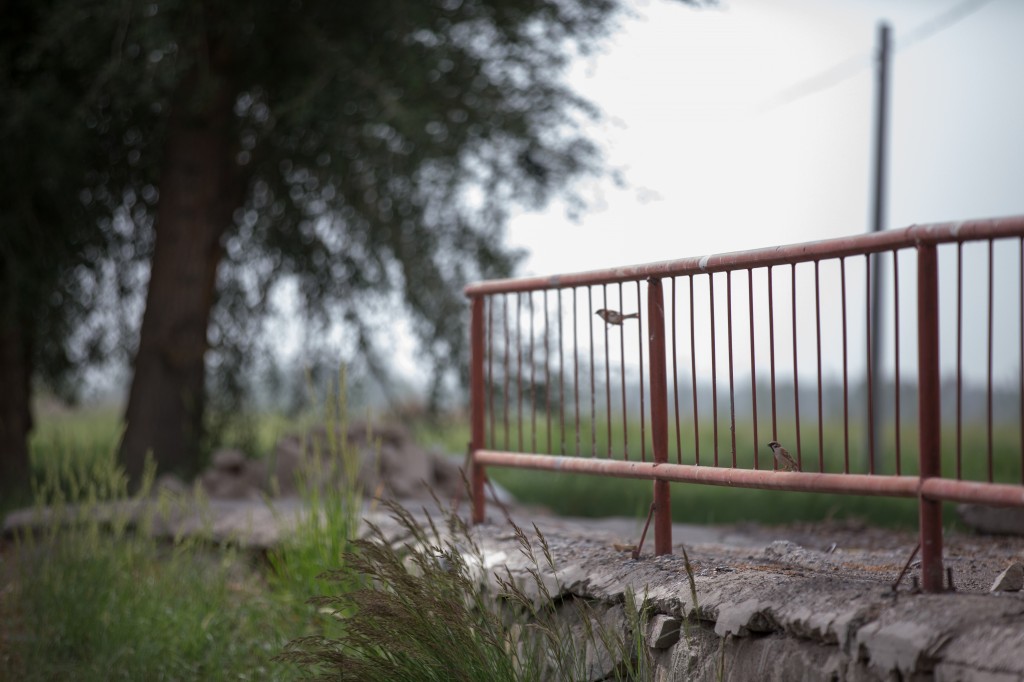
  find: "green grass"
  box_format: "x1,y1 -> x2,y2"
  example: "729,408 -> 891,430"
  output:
265,375 -> 363,603
6,381 -> 657,681
3,377 -> 361,681
7,535 -> 295,680
2,453 -> 306,681
280,501 -> 654,681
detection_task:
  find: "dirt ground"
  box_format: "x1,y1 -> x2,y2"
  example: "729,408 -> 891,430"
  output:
519,512 -> 1024,595
715,518 -> 1024,593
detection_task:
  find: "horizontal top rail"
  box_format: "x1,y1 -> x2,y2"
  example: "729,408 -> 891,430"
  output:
465,215 -> 1024,296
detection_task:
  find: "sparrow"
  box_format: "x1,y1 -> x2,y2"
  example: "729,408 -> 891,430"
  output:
595,309 -> 639,325
767,440 -> 800,472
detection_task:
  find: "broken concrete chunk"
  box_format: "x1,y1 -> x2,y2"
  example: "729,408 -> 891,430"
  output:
645,614 -> 681,649
957,504 -> 1024,536
989,562 -> 1023,593
211,448 -> 247,472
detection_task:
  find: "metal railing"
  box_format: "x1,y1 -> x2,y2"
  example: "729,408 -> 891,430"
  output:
465,216 -> 1024,592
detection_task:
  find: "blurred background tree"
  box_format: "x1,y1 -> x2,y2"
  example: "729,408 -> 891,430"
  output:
0,0 -> 698,491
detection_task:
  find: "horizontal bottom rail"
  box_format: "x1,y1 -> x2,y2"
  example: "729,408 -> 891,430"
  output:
919,477 -> 1024,507
475,450 -> 919,497
474,450 -> 1024,505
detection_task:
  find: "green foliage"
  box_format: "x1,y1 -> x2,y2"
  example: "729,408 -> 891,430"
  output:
2,375 -> 361,680
266,369 -> 364,603
0,0 -> 650,423
0,1 -> 155,396
2,454 -> 301,681
278,501 -> 652,681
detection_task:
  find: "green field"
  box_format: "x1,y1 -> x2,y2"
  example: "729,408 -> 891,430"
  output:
15,403 -> 1022,529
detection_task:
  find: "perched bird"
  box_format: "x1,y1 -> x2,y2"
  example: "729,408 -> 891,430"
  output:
595,309 -> 640,325
767,440 -> 800,472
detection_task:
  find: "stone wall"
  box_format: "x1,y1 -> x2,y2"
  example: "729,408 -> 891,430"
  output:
456,517 -> 1024,681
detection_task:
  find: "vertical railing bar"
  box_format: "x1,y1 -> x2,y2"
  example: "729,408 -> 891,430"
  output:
647,277 -> 672,555
987,239 -> 995,482
517,292 -> 524,451
603,284 -> 612,459
748,269 -> 759,470
727,271 -> 737,468
866,254 -> 875,474
893,251 -> 902,476
792,263 -> 802,470
672,278 -> 682,464
558,290 -> 565,455
470,295 -> 486,524
815,261 -> 824,473
503,293 -> 511,451
529,291 -> 536,453
1020,237 -> 1024,485
841,257 -> 850,474
689,275 -> 700,465
487,295 -> 495,449
768,265 -> 778,459
573,287 -> 580,457
620,282 -> 629,460
638,281 -> 647,462
588,286 -> 597,457
917,243 -> 944,593
544,290 -> 552,454
709,273 -> 719,467
956,242 -> 963,480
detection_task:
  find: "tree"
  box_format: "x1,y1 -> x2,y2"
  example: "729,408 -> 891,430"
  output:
121,0 -> 648,486
0,2 -> 150,494
3,0 -> 700,489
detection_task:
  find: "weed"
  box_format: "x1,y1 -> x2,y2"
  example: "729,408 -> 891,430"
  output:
266,367 -> 364,606
1,369 -> 367,680
2,453 -> 300,681
279,498 -> 654,681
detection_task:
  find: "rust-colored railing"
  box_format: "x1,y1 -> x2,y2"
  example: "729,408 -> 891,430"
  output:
465,216 -> 1024,592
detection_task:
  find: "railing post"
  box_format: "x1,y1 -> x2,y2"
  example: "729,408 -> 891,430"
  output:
916,244 -> 944,591
647,277 -> 672,555
470,295 -> 487,524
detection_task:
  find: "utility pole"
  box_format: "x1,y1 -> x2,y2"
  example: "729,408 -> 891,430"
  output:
867,21 -> 890,472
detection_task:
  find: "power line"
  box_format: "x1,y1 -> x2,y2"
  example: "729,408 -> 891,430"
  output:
897,0 -> 995,50
755,0 -> 998,114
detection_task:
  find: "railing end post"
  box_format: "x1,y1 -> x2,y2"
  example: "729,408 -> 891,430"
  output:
917,243 -> 944,591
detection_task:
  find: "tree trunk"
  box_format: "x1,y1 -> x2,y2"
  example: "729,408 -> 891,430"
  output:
0,311 -> 32,497
120,67 -> 241,487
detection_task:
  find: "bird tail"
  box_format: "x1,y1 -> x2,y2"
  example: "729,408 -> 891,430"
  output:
623,312 -> 639,319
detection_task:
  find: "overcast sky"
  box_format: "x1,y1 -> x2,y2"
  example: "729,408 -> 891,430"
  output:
263,0 -> 1024,402
483,0 -> 1024,390
509,0 -> 1024,275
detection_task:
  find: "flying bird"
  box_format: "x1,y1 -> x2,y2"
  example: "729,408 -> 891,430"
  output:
767,440 -> 800,472
595,309 -> 639,325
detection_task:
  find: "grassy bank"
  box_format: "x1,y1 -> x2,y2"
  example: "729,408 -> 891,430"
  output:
4,392 -> 657,680
3,389 -> 360,680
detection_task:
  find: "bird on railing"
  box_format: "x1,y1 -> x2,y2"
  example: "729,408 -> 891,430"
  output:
767,441 -> 800,472
595,309 -> 640,325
